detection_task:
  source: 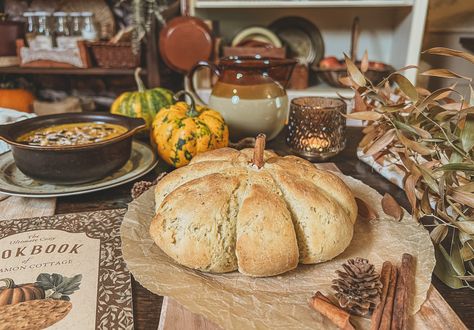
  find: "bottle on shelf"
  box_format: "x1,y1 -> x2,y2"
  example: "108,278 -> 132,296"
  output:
23,12 -> 38,47
69,12 -> 83,37
81,12 -> 98,41
54,11 -> 74,49
31,11 -> 53,50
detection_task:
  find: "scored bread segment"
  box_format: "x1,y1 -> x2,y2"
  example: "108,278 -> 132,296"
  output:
266,156 -> 358,224
268,169 -> 354,264
151,173 -> 243,273
236,174 -> 299,277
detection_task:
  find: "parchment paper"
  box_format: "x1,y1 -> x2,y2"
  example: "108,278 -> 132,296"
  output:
121,173 -> 436,329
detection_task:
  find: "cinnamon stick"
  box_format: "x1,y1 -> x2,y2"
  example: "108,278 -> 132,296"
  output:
371,261 -> 393,330
310,291 -> 355,330
379,265 -> 398,330
391,254 -> 414,330
314,291 -> 333,304
252,133 -> 266,169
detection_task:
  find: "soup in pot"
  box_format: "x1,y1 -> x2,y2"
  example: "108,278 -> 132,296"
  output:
17,122 -> 127,147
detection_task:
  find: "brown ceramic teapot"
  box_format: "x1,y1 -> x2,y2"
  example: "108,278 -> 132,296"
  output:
188,57 -> 296,141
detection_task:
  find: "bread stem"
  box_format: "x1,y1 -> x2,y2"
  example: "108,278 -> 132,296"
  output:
252,133 -> 266,169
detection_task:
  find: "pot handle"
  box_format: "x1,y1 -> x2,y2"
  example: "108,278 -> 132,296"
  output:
127,117 -> 147,134
186,60 -> 221,106
0,123 -> 14,143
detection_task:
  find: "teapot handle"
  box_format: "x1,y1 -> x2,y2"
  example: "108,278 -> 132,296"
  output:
187,60 -> 221,106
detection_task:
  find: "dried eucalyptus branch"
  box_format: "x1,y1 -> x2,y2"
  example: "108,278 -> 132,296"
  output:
131,0 -> 167,54
345,48 -> 474,289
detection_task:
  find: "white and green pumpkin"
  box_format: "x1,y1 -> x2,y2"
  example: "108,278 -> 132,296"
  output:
111,68 -> 174,129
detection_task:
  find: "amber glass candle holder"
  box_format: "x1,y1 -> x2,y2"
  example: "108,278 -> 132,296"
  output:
286,97 -> 346,161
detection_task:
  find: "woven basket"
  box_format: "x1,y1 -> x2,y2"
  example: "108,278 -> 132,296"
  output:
88,42 -> 139,68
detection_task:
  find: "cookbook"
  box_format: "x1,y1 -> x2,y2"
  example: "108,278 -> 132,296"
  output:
0,209 -> 133,329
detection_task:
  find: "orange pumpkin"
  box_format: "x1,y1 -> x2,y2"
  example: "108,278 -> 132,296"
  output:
0,89 -> 35,113
0,278 -> 45,306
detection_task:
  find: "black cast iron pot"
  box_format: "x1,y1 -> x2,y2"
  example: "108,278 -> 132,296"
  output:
0,113 -> 146,184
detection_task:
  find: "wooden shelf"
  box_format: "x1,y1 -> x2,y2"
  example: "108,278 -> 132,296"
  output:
195,0 -> 414,9
0,66 -> 145,76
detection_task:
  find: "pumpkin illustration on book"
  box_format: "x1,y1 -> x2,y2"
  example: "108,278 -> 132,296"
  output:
0,273 -> 81,329
150,134 -> 357,277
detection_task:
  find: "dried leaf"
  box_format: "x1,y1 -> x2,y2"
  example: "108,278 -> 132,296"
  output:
430,225 -> 448,244
423,47 -> 474,64
416,87 -> 431,97
362,124 -> 376,134
418,165 -> 440,194
404,175 -> 418,214
354,91 -> 368,112
380,103 -> 409,113
418,87 -> 456,110
435,163 -> 474,172
346,111 -> 382,121
455,182 -> 474,193
381,193 -> 403,221
390,73 -> 418,102
338,76 -> 353,87
460,113 -> 474,152
420,188 -> 432,215
433,244 -> 464,289
393,120 -> 431,139
361,50 -> 369,73
460,242 -> 474,261
344,53 -> 366,87
355,197 -> 378,221
456,221 -> 474,235
470,84 -> 474,106
397,132 -> 433,155
459,231 -> 473,245
421,69 -> 472,81
359,129 -> 379,148
451,191 -> 474,209
364,128 -> 396,156
451,239 -> 466,276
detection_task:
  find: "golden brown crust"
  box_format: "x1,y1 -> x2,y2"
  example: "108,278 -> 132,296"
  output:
151,147 -> 357,277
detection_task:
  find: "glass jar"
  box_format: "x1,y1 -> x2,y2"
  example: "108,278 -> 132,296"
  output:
81,11 -> 98,41
34,11 -> 53,49
69,12 -> 83,37
286,97 -> 347,161
23,12 -> 37,46
53,12 -> 70,37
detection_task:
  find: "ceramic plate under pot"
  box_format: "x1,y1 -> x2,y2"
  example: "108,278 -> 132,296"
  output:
0,141 -> 157,198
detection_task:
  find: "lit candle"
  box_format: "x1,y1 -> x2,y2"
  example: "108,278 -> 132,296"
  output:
286,97 -> 346,161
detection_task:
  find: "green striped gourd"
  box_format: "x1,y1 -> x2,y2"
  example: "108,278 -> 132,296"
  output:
111,68 -> 174,130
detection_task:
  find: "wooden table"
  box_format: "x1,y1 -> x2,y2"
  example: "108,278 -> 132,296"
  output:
53,127 -> 473,330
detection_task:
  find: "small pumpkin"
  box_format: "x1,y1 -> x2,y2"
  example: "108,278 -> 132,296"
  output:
151,91 -> 229,168
0,88 -> 34,113
0,278 -> 45,306
110,68 -> 174,129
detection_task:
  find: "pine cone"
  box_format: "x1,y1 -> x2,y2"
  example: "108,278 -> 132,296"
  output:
331,258 -> 382,316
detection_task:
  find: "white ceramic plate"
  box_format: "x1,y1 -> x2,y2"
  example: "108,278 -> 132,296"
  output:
0,140 -> 157,198
231,26 -> 282,48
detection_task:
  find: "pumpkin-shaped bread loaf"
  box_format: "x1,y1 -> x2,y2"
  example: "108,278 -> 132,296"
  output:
150,135 -> 357,277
